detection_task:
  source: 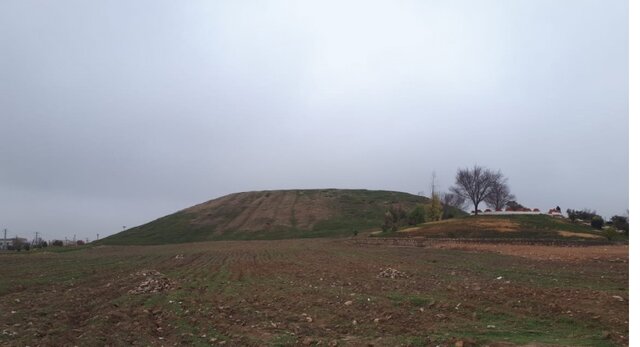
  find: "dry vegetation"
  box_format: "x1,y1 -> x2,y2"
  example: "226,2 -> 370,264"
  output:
390,215 -> 613,241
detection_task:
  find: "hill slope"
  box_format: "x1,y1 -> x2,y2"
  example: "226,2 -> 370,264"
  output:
385,214 -> 613,240
100,189 -> 434,245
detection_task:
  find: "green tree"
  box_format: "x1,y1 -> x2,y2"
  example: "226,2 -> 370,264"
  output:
567,209 -> 577,222
603,228 -> 618,241
426,193 -> 443,222
408,205 -> 426,226
610,215 -> 629,232
591,215 -> 604,230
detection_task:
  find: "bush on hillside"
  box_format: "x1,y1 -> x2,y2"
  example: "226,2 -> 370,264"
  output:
506,201 -> 525,211
382,206 -> 407,232
567,209 -> 597,222
591,216 -> 604,230
426,194 -> 443,222
408,205 -> 426,226
610,215 -> 629,232
603,228 -> 618,241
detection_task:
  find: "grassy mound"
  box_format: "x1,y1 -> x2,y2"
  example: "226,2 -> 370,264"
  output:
99,189 -> 442,245
379,214 -> 622,240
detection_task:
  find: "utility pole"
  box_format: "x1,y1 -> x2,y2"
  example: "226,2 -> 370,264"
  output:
34,231 -> 39,246
3,228 -> 6,250
431,171 -> 437,197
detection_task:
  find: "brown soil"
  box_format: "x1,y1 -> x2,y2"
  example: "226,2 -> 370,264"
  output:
473,219 -> 519,232
400,217 -> 519,234
434,242 -> 628,262
557,231 -> 604,239
0,239 -> 628,346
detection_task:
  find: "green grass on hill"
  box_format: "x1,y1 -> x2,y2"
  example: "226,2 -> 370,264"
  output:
98,189 -> 441,245
378,214 -> 626,241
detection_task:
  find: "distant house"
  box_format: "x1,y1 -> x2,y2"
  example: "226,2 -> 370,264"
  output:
1,237 -> 28,250
548,207 -> 563,218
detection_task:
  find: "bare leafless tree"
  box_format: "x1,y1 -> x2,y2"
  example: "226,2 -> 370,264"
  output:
440,192 -> 467,218
441,192 -> 466,209
485,177 -> 515,210
450,165 -> 502,215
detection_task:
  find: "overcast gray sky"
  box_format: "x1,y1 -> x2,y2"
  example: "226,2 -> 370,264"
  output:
1,0 -> 628,242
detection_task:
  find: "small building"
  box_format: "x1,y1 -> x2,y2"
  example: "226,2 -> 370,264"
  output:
548,207 -> 564,218
1,237 -> 28,250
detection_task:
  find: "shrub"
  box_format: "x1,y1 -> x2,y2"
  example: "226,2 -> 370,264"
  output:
591,216 -> 604,230
603,228 -> 618,241
610,215 -> 629,232
408,205 -> 426,226
426,195 -> 442,222
568,209 -> 597,221
52,240 -> 64,247
382,206 -> 407,232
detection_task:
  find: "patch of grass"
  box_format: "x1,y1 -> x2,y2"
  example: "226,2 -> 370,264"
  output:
400,335 -> 430,346
504,215 -> 599,234
38,245 -> 92,253
387,292 -> 435,307
407,295 -> 432,307
269,333 -> 297,347
99,212 -> 204,245
385,214 -> 620,241
441,311 -> 616,347
436,248 -> 626,292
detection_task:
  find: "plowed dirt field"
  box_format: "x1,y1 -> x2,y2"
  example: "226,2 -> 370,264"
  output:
0,239 -> 628,346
